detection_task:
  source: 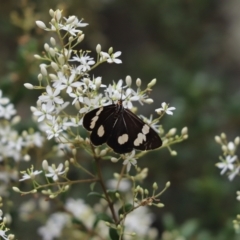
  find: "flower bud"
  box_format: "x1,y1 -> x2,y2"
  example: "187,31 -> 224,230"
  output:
234,137 -> 240,145
50,37 -> 56,46
221,132 -> 226,139
40,64 -> 47,76
100,149 -> 107,156
108,47 -> 113,54
145,98 -> 154,104
166,181 -> 171,188
228,142 -> 235,152
42,159 -> 49,171
8,234 -> 15,240
125,75 -> 132,87
77,34 -> 84,42
96,44 -> 101,53
181,127 -> 188,135
136,78 -> 141,87
171,150 -> 177,156
222,145 -> 227,152
34,54 -> 42,59
55,9 -> 62,22
30,106 -> 37,112
44,43 -> 50,52
12,116 -> 20,125
51,62 -> 59,71
36,21 -> 47,29
147,78 -> 157,88
49,9 -> 54,17
49,48 -> 55,57
12,187 -> 20,193
65,160 -> 69,167
24,83 -> 34,89
23,154 -> 31,161
111,157 -> 118,163
95,77 -> 102,90
153,182 -> 158,190
167,128 -> 177,136
113,173 -> 120,179
38,73 -> 43,81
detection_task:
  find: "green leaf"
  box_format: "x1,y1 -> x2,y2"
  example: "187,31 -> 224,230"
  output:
109,228 -> 119,240
98,213 -> 113,223
118,203 -> 133,216
90,182 -> 96,191
87,191 -> 106,200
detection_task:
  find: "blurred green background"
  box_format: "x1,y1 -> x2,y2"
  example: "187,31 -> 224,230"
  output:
1,0 -> 240,239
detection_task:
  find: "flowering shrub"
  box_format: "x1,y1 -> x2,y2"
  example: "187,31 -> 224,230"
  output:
0,9 -> 189,239
215,133 -> 240,233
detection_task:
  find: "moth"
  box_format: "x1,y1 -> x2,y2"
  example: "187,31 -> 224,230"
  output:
83,100 -> 162,154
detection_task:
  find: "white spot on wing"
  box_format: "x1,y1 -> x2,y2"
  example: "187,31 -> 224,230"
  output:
118,134 -> 129,145
89,107 -> 103,129
96,107 -> 103,116
134,133 -> 146,146
142,125 -> 150,134
133,124 -> 149,146
90,116 -> 98,129
97,125 -> 104,137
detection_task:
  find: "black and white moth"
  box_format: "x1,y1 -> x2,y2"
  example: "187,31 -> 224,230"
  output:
83,100 -> 162,154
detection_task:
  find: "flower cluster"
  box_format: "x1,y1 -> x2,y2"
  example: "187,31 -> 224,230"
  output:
215,133 -> 240,181
24,9 -> 187,174
37,179 -> 167,240
0,90 -> 44,163
14,9 -> 188,240
215,133 -> 240,233
0,198 -> 15,240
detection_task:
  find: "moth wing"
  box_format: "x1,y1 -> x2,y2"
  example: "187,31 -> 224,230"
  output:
107,113 -> 133,154
123,109 -> 162,151
83,105 -> 116,146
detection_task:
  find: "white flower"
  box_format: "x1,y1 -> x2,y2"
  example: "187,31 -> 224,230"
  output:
123,150 -> 137,172
0,229 -> 8,240
100,51 -> 122,64
25,132 -> 44,148
38,212 -> 70,240
124,205 -> 156,239
33,103 -> 55,122
59,23 -> 81,36
228,166 -> 240,181
45,118 -> 63,140
19,167 -> 42,181
79,95 -> 104,114
62,117 -> 82,128
155,102 -> 176,115
65,198 -> 95,229
0,103 -> 16,119
75,19 -> 88,28
69,53 -> 95,72
55,72 -> 83,94
39,86 -> 64,106
45,163 -> 65,181
216,155 -> 237,175
107,179 -> 131,192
